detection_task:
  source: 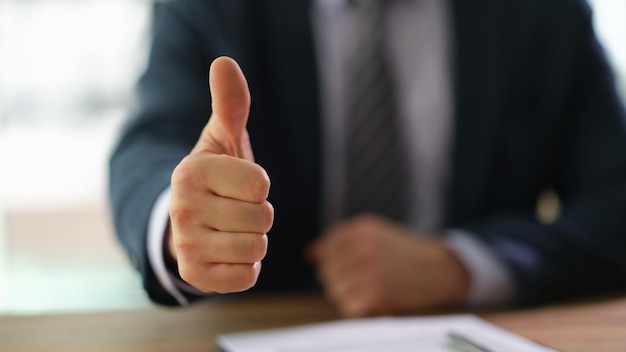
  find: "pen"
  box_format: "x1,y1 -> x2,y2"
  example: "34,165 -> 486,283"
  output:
447,331 -> 495,352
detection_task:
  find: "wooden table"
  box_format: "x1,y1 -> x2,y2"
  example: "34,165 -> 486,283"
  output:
1,293 -> 625,352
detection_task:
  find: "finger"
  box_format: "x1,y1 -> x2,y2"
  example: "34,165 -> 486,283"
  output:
317,249 -> 360,284
205,194 -> 274,233
321,265 -> 363,304
194,56 -> 253,160
314,224 -> 360,263
316,240 -> 380,305
204,232 -> 268,264
305,222 -> 347,263
322,270 -> 381,318
340,291 -> 388,318
321,215 -> 389,260
172,153 -> 270,203
175,228 -> 268,264
179,261 -> 262,294
171,190 -> 273,234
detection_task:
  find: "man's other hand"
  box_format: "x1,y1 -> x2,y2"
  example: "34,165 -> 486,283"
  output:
308,215 -> 470,317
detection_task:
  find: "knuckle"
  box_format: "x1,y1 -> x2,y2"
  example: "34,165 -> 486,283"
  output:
212,153 -> 231,166
183,265 -> 216,294
178,262 -> 201,289
355,242 -> 378,263
353,215 -> 377,232
171,156 -> 200,188
342,300 -> 366,318
212,265 -> 258,293
237,201 -> 273,234
236,267 -> 259,290
248,234 -> 268,262
259,201 -> 274,233
172,234 -> 195,257
212,233 -> 266,263
368,285 -> 384,304
324,285 -> 341,306
248,164 -> 271,202
179,259 -> 258,295
169,203 -> 196,225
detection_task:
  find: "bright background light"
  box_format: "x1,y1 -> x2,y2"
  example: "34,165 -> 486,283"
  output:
0,0 -> 152,314
0,0 -> 150,209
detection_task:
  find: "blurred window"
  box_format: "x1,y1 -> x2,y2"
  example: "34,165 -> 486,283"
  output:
0,0 -> 153,314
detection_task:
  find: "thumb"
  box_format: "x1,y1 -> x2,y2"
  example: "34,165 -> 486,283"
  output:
193,56 -> 253,160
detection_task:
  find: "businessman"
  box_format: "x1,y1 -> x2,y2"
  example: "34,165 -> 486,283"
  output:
110,0 -> 626,317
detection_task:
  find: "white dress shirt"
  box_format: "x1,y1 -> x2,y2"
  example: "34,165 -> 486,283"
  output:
148,0 -> 515,306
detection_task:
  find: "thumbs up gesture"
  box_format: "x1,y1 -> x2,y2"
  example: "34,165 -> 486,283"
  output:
169,57 -> 273,293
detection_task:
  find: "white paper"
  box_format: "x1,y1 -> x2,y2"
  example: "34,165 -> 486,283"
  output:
217,314 -> 557,352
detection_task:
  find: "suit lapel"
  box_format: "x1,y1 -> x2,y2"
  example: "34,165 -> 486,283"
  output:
448,0 -> 511,225
262,0 -> 320,162
259,0 -> 322,229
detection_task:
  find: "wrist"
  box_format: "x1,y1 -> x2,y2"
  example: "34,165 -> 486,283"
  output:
434,241 -> 471,305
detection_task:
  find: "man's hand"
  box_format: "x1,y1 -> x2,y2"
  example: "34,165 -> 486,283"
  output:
168,57 -> 273,294
308,215 -> 470,317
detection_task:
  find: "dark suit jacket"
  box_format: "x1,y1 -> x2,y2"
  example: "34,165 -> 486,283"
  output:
109,0 -> 626,307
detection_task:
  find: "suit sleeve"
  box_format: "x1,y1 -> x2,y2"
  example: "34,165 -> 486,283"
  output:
109,0 -> 227,305
464,1 -> 626,306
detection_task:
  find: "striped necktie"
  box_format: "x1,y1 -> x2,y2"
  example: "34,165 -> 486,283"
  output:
343,0 -> 411,222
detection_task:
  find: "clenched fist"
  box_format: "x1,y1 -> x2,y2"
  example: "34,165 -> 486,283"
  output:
309,215 -> 470,317
168,57 -> 274,294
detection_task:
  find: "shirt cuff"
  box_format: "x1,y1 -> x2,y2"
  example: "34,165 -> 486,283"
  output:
147,187 -> 190,305
444,229 -> 516,307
